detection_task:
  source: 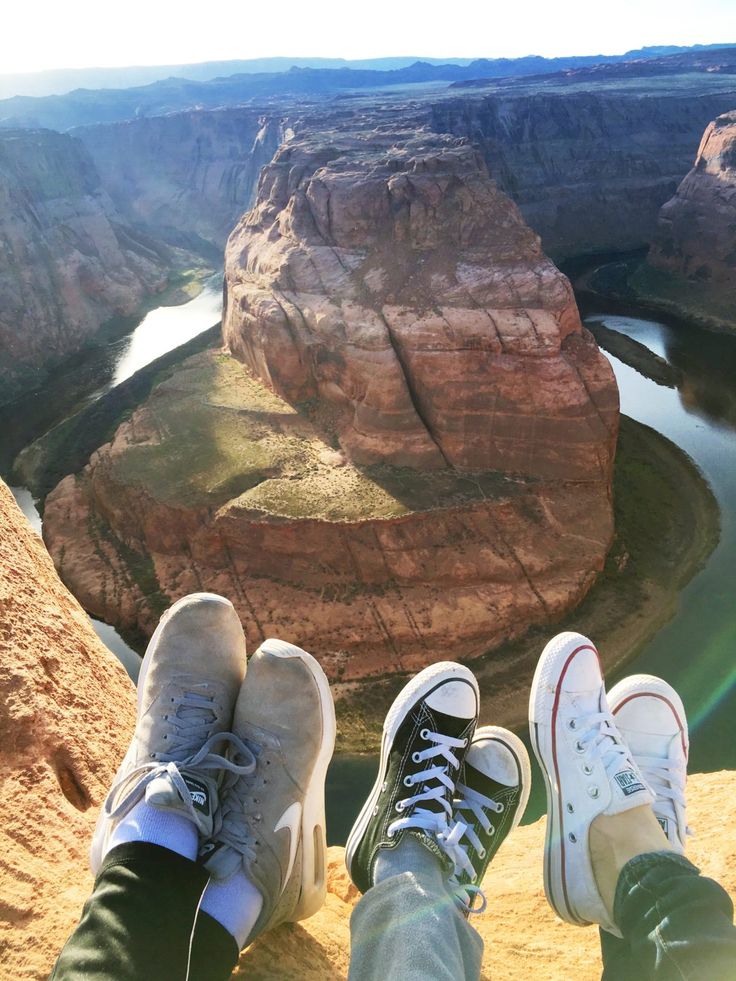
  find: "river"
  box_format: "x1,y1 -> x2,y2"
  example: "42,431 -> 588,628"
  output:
3,279 -> 735,844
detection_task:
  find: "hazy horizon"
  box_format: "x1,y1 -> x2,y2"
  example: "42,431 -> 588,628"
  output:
3,0 -> 734,76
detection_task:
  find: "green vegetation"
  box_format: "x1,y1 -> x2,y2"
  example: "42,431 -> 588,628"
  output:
629,264 -> 736,333
104,349 -> 519,520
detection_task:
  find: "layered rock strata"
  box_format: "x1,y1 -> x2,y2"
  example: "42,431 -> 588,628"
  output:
0,129 -> 169,404
76,109 -> 285,253
223,133 -> 617,480
431,90 -> 736,258
0,479 -> 135,979
642,110 -> 736,328
43,133 -> 618,679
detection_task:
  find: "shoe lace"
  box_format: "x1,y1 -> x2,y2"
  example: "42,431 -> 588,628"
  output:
105,686 -> 255,827
388,729 -> 467,840
573,710 -> 631,778
209,743 -> 265,863
438,784 -> 503,915
634,754 -> 692,838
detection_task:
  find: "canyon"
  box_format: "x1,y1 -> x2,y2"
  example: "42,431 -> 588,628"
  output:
41,128 -> 618,681
0,128 -> 171,405
633,110 -> 736,330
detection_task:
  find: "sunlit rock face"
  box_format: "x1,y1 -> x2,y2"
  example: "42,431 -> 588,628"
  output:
649,110 -> 736,292
0,128 -> 168,404
224,131 -> 618,482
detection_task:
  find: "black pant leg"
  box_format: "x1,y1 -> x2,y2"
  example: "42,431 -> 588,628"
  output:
611,850 -> 736,981
51,843 -> 238,981
599,928 -> 634,981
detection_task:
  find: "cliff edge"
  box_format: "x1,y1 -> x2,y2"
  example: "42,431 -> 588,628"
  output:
0,479 -> 135,978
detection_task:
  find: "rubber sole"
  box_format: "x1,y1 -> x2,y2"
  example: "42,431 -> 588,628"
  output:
258,639 -> 337,923
528,632 -> 599,927
345,660 -> 479,882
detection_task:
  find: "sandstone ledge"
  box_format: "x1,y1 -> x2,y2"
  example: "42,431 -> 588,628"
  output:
238,771 -> 736,980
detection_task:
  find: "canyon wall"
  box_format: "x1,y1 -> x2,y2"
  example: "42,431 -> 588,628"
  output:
75,109 -> 285,253
430,90 -> 736,258
42,131 -> 618,680
642,110 -> 736,328
0,129 -> 169,405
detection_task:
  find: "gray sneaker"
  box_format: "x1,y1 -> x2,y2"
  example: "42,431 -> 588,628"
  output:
90,593 -> 247,871
200,639 -> 336,944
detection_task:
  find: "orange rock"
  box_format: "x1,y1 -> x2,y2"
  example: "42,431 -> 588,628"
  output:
0,479 -> 135,980
224,133 -> 618,481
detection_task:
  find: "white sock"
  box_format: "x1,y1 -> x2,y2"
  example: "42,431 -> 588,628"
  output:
107,800 -> 198,861
201,871 -> 264,949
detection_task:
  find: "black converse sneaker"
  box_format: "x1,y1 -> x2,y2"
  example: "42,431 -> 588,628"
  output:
345,662 -> 479,894
440,726 -> 531,913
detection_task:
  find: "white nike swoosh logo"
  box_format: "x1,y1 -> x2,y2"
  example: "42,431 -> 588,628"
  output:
274,801 -> 302,893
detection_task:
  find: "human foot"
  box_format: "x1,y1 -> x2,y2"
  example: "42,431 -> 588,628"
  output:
200,639 -> 336,946
441,726 -> 531,914
345,661 -> 479,893
608,674 -> 689,852
90,593 -> 248,871
529,632 -> 658,936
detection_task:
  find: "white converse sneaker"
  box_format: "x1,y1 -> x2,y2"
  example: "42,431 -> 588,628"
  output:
90,593 -> 249,871
529,632 -> 654,935
608,674 -> 689,853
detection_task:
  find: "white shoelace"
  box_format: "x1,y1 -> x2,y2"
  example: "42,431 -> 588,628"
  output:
634,754 -> 691,838
438,784 -> 504,914
572,709 -> 631,778
105,686 -> 255,828
387,729 -> 467,840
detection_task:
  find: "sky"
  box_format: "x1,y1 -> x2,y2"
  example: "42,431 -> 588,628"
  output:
2,0 -> 734,75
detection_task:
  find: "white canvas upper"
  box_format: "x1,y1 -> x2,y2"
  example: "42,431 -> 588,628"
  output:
529,632 -> 654,936
609,674 -> 689,853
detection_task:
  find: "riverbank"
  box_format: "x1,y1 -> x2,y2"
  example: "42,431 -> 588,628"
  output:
333,413 -> 720,753
575,254 -> 736,333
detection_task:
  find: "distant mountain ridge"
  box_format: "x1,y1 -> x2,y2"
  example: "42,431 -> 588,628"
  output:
1,42 -> 734,102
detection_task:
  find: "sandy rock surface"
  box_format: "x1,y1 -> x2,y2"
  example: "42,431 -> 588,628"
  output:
242,771 -> 736,980
0,479 -> 136,979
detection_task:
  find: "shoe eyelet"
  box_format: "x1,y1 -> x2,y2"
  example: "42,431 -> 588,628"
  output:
575,741 -> 585,754
412,752 -> 422,763
387,828 -> 395,838
403,775 -> 414,787
382,781 -> 388,793
478,847 -> 486,858
462,738 -> 469,747
568,832 -> 577,843
395,800 -> 405,812
583,764 -> 593,775
494,802 -> 504,813
588,786 -> 600,799
420,728 -> 430,741
373,806 -> 379,815
566,802 -> 574,813
488,826 -> 495,836
567,718 -> 577,730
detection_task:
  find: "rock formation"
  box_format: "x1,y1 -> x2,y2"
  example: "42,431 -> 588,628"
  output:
76,108 -> 285,253
42,131 -> 618,681
0,478 -> 135,979
0,129 -> 169,404
642,110 -> 736,328
431,90 -> 736,258
223,132 -> 616,480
